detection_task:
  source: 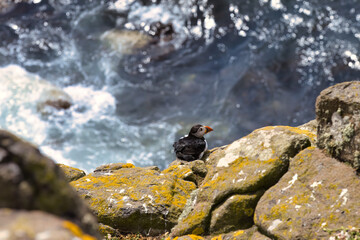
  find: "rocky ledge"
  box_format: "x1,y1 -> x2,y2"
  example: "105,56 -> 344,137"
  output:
1,81 -> 360,240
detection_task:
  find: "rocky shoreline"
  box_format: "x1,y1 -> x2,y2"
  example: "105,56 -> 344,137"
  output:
1,81 -> 360,240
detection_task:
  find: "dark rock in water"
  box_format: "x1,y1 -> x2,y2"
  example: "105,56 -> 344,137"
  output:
0,130 -> 100,239
0,25 -> 18,45
72,163 -> 196,236
0,209 -> 97,240
316,81 -> 360,170
57,164 -> 86,182
37,88 -> 73,113
255,148 -> 360,239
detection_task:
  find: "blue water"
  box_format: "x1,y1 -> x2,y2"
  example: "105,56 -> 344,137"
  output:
0,0 -> 359,171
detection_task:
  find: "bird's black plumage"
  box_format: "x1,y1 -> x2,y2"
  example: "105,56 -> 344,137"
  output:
173,124 -> 212,161
173,135 -> 206,161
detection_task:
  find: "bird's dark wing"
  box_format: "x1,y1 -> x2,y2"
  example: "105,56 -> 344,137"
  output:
173,136 -> 206,161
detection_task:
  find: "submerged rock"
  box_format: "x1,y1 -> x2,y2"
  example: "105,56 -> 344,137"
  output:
316,81 -> 360,170
0,209 -> 97,240
0,129 -> 100,238
101,30 -> 152,55
171,126 -> 312,237
57,164 -> 86,182
72,164 -> 196,236
255,147 -> 360,239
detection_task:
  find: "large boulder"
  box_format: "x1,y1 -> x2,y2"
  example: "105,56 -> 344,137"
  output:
0,129 -> 100,238
72,163 -> 196,236
316,81 -> 360,170
171,126 -> 312,237
255,147 -> 360,239
0,209 -> 96,240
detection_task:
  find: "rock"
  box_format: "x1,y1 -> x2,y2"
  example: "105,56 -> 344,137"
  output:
57,164 -> 86,182
0,130 -> 100,238
101,30 -> 152,55
316,81 -> 360,170
72,164 -> 196,236
93,162 -> 135,172
209,191 -> 264,235
0,208 -> 97,240
98,223 -> 120,238
297,119 -> 317,145
37,88 -> 72,113
171,126 -> 312,237
254,147 -> 360,239
163,160 -> 208,186
0,65 -> 72,115
167,226 -> 270,240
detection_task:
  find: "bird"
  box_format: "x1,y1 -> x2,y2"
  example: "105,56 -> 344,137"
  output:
173,124 -> 213,161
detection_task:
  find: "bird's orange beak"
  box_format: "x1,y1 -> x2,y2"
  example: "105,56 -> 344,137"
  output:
205,126 -> 213,133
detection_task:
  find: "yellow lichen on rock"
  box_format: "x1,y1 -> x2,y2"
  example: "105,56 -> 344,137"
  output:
63,221 -> 96,240
72,165 -> 196,235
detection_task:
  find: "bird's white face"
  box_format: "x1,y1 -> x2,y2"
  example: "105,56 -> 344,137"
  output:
193,125 -> 213,138
193,126 -> 207,138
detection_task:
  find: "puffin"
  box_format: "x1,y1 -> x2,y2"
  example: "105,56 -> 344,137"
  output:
173,124 -> 213,161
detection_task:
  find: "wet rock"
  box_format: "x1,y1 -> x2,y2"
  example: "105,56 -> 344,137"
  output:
316,81 -> 360,170
254,147 -> 360,239
0,209 -> 97,240
0,65 -> 72,114
37,88 -> 72,112
171,126 -> 312,237
57,164 -> 86,182
101,29 -> 152,55
0,130 -> 100,239
72,165 -> 196,236
163,160 -> 208,186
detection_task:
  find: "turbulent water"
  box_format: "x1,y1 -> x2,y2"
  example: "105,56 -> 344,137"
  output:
0,0 -> 359,171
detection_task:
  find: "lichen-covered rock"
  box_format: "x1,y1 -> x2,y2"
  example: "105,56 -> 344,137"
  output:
163,160 -> 208,186
210,226 -> 271,240
0,130 -> 100,238
254,147 -> 360,239
316,81 -> 360,170
93,162 -> 135,172
57,164 -> 86,182
297,119 -> 317,145
98,223 -> 120,238
72,165 -> 196,236
209,191 -> 264,235
168,226 -> 270,240
0,209 -> 96,240
171,126 -> 312,237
